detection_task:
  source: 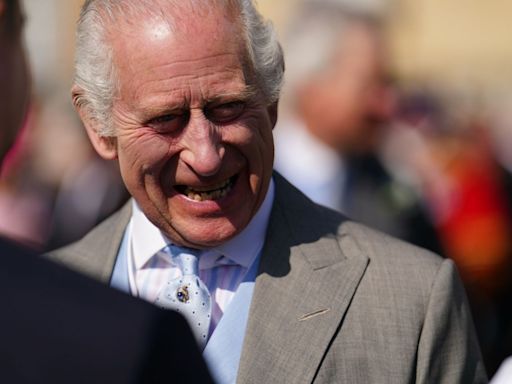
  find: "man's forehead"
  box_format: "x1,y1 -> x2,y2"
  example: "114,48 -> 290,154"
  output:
125,61 -> 255,112
109,3 -> 248,78
103,0 -> 241,37
106,1 -> 244,60
97,0 -> 263,110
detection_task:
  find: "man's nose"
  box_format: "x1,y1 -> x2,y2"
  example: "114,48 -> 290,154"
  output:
180,112 -> 223,177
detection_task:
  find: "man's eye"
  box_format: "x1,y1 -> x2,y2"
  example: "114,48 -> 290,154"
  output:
205,101 -> 245,124
148,113 -> 188,132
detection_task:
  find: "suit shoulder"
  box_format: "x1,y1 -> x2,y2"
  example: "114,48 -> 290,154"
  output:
341,219 -> 452,309
340,220 -> 443,269
49,205 -> 128,256
46,202 -> 131,279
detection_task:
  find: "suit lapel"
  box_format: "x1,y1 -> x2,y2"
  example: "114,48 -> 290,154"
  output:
237,175 -> 369,383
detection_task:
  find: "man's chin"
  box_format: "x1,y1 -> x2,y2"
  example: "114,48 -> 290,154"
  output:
166,218 -> 243,249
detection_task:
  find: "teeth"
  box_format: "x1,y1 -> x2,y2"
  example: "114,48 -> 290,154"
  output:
186,179 -> 230,193
184,178 -> 233,201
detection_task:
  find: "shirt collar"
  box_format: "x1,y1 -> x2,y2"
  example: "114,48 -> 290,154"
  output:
130,178 -> 275,270
207,178 -> 274,269
131,201 -> 170,270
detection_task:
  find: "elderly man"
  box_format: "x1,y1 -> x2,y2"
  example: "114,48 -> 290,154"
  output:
1,1 -> 212,382
51,0 -> 486,383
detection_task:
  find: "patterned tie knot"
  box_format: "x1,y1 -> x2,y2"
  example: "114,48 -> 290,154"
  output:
175,250 -> 199,276
161,245 -> 200,274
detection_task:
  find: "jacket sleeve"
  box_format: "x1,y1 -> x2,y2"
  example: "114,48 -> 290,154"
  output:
416,259 -> 488,383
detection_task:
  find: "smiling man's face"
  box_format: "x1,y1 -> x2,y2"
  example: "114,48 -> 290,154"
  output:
83,4 -> 276,248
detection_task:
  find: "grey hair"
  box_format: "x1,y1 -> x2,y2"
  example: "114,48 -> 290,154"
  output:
73,0 -> 284,136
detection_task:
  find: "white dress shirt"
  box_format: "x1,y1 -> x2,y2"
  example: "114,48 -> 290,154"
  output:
126,179 -> 275,333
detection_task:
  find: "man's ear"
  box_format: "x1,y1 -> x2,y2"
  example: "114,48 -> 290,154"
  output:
267,100 -> 279,129
72,85 -> 117,160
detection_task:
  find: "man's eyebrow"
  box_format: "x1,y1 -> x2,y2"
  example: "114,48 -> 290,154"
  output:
141,102 -> 189,121
140,86 -> 259,119
205,87 -> 257,105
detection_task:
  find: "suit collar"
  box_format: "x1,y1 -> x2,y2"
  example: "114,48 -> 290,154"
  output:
237,173 -> 369,383
49,201 -> 132,284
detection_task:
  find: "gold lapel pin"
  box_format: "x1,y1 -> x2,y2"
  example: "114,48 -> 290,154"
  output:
176,286 -> 190,303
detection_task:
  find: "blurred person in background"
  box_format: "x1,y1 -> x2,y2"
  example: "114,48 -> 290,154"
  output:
274,0 -> 442,255
0,1 -> 213,381
0,96 -> 129,251
0,1 -> 129,251
384,88 -> 512,376
0,0 -> 29,158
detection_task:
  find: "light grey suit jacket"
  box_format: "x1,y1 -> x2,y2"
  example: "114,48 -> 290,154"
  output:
49,174 -> 487,383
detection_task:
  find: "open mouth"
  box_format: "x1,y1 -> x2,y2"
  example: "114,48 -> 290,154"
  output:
175,175 -> 238,202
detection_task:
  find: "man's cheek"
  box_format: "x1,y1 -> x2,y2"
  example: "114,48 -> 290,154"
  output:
124,138 -> 174,165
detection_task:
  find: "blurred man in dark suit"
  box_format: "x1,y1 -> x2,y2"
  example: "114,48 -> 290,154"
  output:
0,1 -> 213,382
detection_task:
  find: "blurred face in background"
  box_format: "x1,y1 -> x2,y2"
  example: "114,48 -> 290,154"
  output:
301,22 -> 394,155
0,0 -> 30,162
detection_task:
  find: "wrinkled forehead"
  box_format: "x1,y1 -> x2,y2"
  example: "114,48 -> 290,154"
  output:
104,0 -> 251,80
101,0 -> 242,41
